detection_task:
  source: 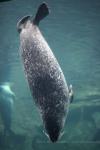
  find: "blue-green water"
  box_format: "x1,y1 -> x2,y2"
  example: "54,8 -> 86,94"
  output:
0,0 -> 100,149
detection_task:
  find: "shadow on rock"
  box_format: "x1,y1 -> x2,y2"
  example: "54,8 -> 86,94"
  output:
93,128 -> 100,141
0,131 -> 26,150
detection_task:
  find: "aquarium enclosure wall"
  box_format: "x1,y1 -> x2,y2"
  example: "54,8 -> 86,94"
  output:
0,0 -> 100,150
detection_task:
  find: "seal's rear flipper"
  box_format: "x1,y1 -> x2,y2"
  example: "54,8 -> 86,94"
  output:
34,2 -> 49,25
17,15 -> 31,33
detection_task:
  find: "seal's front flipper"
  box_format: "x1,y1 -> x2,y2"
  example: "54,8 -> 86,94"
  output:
69,84 -> 74,103
34,2 -> 49,25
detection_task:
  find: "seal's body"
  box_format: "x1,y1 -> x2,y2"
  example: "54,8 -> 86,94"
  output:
0,84 -> 15,135
17,3 -> 73,142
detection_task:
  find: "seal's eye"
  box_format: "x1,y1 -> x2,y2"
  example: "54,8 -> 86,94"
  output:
17,15 -> 31,33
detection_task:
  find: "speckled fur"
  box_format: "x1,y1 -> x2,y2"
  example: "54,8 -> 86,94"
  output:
18,8 -> 70,141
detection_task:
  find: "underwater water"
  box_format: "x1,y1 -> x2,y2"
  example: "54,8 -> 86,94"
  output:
0,0 -> 100,149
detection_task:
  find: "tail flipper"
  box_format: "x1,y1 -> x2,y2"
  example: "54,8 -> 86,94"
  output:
33,2 -> 49,25
17,15 -> 31,33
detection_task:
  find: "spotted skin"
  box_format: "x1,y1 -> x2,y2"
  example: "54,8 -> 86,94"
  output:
17,3 -> 73,142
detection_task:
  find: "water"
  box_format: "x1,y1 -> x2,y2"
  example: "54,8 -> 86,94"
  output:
0,0 -> 100,149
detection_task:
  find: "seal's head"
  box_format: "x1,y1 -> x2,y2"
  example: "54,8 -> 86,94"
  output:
43,109 -> 66,143
44,117 -> 61,142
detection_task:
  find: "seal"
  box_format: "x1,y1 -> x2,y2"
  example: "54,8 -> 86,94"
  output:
0,83 -> 15,135
17,2 -> 73,142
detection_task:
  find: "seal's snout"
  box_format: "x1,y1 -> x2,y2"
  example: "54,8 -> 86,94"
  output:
45,117 -> 61,142
49,128 -> 60,142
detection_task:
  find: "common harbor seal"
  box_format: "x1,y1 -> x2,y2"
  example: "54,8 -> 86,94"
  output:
17,2 -> 73,142
0,83 -> 15,135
